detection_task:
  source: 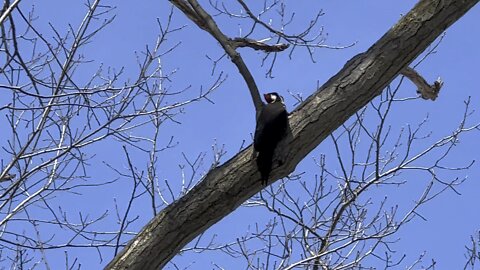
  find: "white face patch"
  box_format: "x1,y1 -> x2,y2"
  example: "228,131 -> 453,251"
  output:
270,94 -> 277,103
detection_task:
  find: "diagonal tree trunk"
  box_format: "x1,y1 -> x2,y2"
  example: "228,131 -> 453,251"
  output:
105,0 -> 479,269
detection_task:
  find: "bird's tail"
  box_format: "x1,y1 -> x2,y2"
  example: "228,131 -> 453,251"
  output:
257,149 -> 274,186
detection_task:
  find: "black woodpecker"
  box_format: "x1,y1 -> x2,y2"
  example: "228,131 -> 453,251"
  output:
254,92 -> 288,185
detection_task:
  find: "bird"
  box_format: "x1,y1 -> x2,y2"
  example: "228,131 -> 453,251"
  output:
254,92 -> 288,185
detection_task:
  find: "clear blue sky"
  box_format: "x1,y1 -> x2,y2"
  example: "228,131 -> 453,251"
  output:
3,0 -> 480,269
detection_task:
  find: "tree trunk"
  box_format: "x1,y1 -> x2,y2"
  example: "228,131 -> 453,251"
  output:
105,0 -> 479,269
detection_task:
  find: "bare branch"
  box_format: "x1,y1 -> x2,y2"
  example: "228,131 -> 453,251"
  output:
170,0 -> 263,114
0,0 -> 21,25
231,37 -> 289,52
401,67 -> 443,100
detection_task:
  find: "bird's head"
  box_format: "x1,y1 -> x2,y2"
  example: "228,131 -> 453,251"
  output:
263,92 -> 283,104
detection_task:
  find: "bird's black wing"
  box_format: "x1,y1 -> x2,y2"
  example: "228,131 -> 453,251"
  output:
254,102 -> 288,184
254,103 -> 287,151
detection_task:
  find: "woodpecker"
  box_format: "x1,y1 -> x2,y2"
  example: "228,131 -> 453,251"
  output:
254,92 -> 288,185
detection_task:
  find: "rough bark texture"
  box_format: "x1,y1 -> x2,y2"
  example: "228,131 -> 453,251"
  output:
105,0 -> 478,269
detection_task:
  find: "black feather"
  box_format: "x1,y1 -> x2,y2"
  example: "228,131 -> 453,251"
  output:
256,148 -> 274,185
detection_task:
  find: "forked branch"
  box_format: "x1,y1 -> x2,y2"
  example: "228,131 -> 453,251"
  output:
170,0 -> 264,114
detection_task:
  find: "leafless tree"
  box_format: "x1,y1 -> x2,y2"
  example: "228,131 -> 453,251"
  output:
1,0 -> 479,269
0,0 -> 220,268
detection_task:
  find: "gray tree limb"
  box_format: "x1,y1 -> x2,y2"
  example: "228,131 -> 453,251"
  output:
401,67 -> 444,100
105,0 -> 479,269
170,0 -> 264,114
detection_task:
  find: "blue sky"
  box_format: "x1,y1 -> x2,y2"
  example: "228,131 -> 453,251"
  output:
2,0 -> 480,269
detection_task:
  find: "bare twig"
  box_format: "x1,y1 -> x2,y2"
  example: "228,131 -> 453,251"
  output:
0,0 -> 21,25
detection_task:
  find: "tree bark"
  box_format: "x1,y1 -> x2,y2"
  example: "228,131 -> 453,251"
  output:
105,0 -> 479,269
